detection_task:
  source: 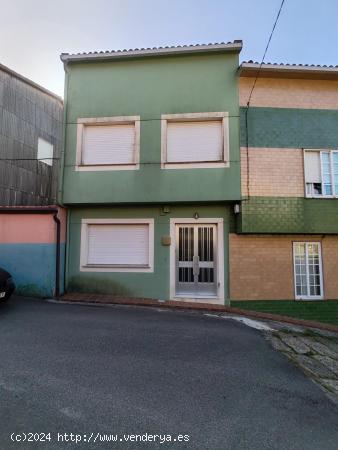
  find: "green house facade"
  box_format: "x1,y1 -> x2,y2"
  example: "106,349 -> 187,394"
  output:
60,43 -> 242,304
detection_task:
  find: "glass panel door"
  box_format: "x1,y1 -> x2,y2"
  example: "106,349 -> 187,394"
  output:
177,226 -> 195,295
176,224 -> 217,297
293,242 -> 323,299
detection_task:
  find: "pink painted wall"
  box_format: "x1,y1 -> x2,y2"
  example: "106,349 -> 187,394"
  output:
0,207 -> 67,244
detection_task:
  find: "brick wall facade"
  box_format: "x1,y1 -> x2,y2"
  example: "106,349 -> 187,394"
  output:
241,147 -> 304,197
229,234 -> 338,300
240,77 -> 338,109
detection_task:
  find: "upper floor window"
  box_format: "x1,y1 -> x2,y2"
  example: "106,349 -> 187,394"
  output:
76,116 -> 140,171
161,112 -> 229,169
38,138 -> 54,166
304,149 -> 338,197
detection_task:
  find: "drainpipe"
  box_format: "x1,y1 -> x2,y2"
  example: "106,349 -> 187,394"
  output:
53,212 -> 61,298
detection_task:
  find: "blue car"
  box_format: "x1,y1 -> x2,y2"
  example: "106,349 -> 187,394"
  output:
0,268 -> 15,302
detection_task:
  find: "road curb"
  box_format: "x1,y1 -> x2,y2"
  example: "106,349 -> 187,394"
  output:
54,294 -> 338,334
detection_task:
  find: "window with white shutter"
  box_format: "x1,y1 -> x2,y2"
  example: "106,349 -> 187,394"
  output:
80,219 -> 154,272
304,149 -> 338,197
304,150 -> 322,196
76,116 -> 140,171
161,112 -> 229,169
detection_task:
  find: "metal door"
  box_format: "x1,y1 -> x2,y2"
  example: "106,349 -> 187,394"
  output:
175,224 -> 217,297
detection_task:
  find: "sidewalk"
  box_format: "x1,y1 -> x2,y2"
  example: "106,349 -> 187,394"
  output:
60,292 -> 338,334
265,331 -> 338,402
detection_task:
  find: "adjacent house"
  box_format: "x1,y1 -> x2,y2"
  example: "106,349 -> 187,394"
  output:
0,63 -> 66,297
60,42 -> 242,304
230,62 -> 338,301
0,63 -> 63,205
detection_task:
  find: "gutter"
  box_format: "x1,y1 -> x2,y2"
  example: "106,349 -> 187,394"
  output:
58,63 -> 69,206
53,212 -> 61,298
0,206 -> 59,214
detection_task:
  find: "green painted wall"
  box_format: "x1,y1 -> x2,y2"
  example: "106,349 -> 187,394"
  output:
238,197 -> 338,234
67,205 -> 232,303
62,52 -> 241,204
240,107 -> 338,148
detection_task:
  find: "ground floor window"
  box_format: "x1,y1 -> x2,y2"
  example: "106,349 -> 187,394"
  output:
80,219 -> 154,272
293,242 -> 323,299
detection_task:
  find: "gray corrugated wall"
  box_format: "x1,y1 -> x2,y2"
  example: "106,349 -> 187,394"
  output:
0,68 -> 63,205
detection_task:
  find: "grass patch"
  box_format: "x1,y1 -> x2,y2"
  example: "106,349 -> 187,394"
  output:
230,300 -> 338,327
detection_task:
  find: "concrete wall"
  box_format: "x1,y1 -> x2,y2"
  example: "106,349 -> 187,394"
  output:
0,208 -> 66,297
229,234 -> 338,300
0,65 -> 63,205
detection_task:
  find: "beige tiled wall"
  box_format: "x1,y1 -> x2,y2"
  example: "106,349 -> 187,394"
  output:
240,77 -> 338,109
241,147 -> 305,197
229,234 -> 338,300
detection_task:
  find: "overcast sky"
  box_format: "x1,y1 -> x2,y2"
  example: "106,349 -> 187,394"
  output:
0,0 -> 337,97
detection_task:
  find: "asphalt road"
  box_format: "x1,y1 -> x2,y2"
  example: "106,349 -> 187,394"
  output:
0,297 -> 337,450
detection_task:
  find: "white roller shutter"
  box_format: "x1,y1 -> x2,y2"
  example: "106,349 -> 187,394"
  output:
166,120 -> 223,163
87,224 -> 149,266
82,124 -> 135,165
304,151 -> 321,183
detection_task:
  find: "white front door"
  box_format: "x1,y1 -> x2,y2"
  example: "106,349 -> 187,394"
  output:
175,224 -> 217,297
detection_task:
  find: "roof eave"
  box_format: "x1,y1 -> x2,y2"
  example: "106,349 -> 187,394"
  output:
239,62 -> 338,80
60,42 -> 243,64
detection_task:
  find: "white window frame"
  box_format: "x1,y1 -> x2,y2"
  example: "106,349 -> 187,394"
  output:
293,241 -> 324,300
76,116 -> 140,171
80,218 -> 154,272
161,112 -> 230,169
37,137 -> 54,166
304,149 -> 338,198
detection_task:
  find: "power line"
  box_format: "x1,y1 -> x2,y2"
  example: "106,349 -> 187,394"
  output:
62,160 -> 241,168
0,158 -> 241,166
0,158 -> 60,161
63,115 -> 241,126
245,0 -> 286,198
246,0 -> 286,108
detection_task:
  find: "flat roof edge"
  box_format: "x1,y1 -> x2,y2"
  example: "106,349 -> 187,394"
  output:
60,42 -> 243,63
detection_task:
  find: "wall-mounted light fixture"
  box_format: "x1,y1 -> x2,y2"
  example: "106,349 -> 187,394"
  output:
193,212 -> 199,220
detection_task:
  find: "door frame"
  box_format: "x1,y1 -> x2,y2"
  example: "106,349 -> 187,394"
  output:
169,218 -> 224,304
